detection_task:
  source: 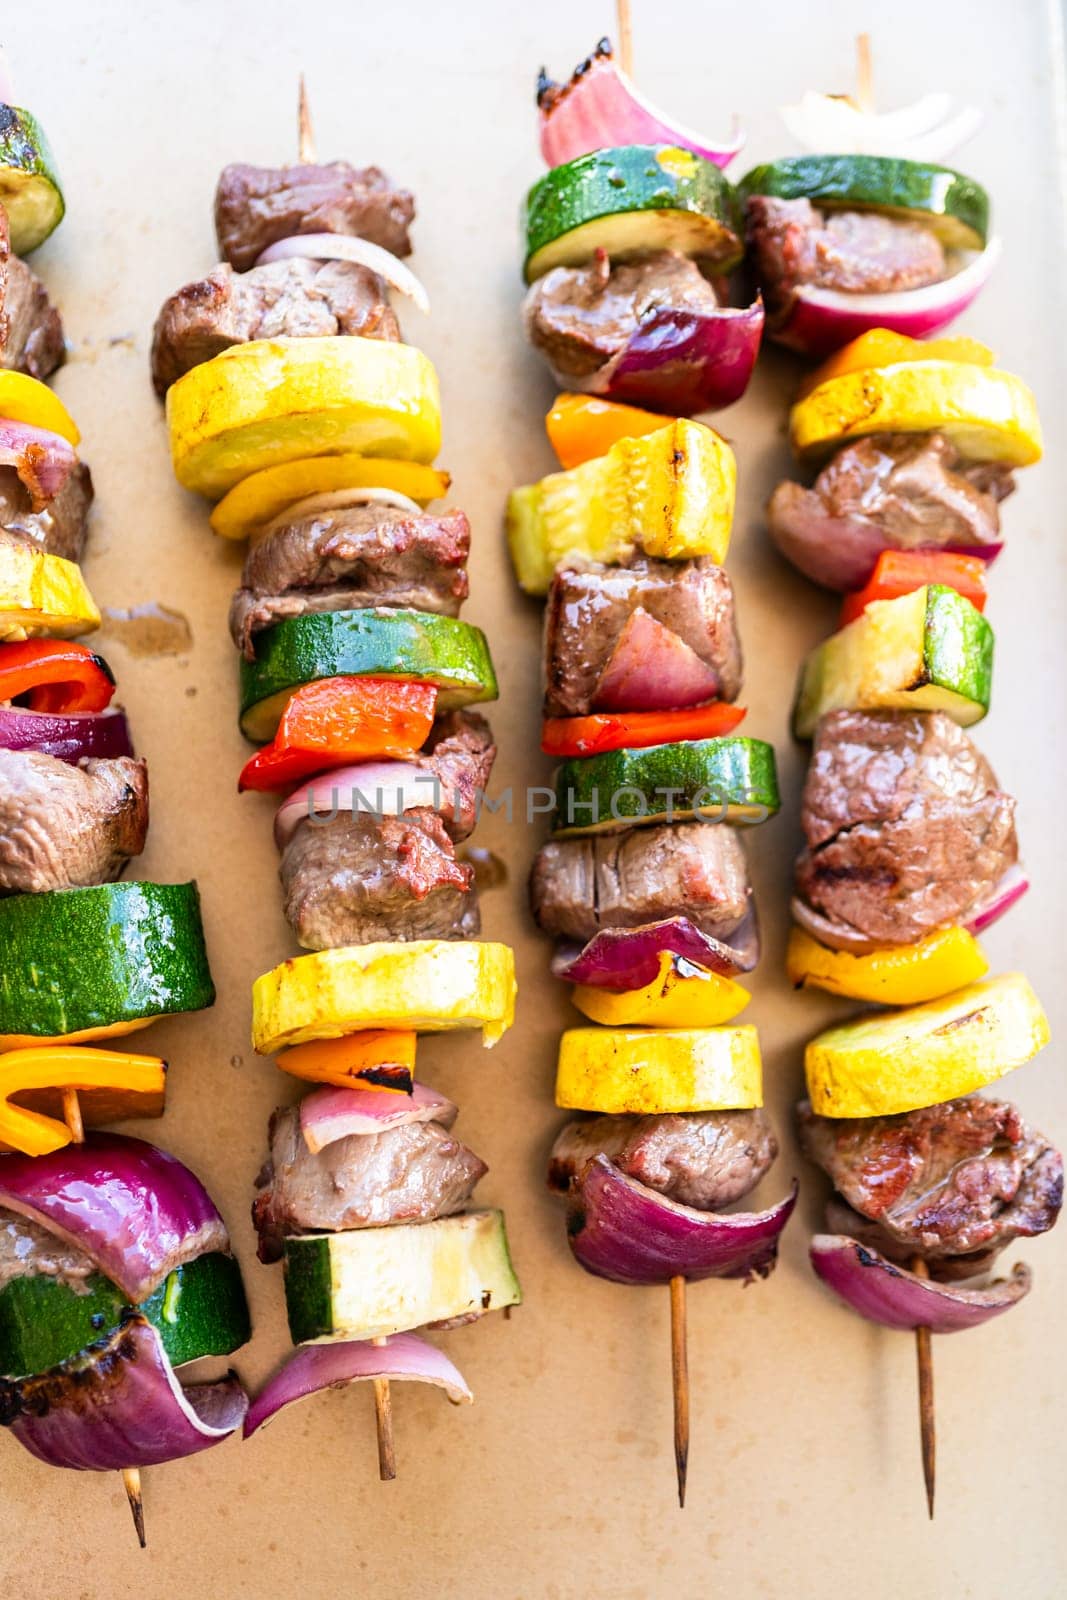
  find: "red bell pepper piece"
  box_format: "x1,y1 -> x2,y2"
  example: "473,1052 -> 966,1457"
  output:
239,676 -> 438,792
839,551 -> 988,628
0,641 -> 116,714
541,702 -> 746,758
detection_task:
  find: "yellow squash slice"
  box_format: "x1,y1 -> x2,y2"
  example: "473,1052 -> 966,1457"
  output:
0,371 -> 80,444
555,1025 -> 762,1114
0,541 -> 100,639
252,940 -> 516,1054
804,972 -> 1050,1117
209,454 -> 452,541
167,336 -> 442,499
790,361 -> 1042,466
571,951 -> 750,1028
0,1046 -> 166,1157
507,418 -> 736,594
796,330 -> 995,400
787,925 -> 989,1006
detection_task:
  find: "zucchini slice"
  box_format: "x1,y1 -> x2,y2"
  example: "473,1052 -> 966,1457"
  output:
556,1025 -> 763,1114
524,144 -> 741,281
0,882 -> 215,1040
239,608 -> 499,740
738,154 -> 989,251
805,972 -> 1050,1117
0,1252 -> 249,1379
283,1211 -> 521,1343
793,584 -> 994,738
0,106 -> 65,254
552,736 -> 780,835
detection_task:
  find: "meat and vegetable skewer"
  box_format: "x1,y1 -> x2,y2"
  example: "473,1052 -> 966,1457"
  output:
154,81 -> 521,1477
0,69 -> 248,1545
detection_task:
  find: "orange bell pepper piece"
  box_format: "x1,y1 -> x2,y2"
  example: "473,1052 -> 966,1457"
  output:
0,1046 -> 167,1157
276,1029 -> 417,1093
545,393 -> 672,469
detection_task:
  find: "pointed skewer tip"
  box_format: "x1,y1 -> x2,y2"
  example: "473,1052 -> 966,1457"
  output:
910,1257 -> 936,1520
122,1467 -> 146,1549
669,1275 -> 689,1510
297,73 -> 317,164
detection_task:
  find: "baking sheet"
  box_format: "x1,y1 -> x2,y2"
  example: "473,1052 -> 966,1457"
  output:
2,2 -> 1065,1594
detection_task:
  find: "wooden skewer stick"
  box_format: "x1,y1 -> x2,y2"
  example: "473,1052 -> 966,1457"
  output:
669,1274 -> 689,1509
855,33 -> 874,115
616,0 -> 634,78
910,1255 -> 936,1519
298,74 -> 317,164
371,1336 -> 397,1480
61,1088 -> 148,1547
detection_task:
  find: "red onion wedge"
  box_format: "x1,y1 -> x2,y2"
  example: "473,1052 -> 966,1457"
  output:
564,1155 -> 797,1286
965,864 -> 1030,936
771,241 -> 1001,357
560,299 -> 764,415
538,39 -> 743,170
0,420 -> 79,509
244,1332 -> 472,1438
299,1082 -> 457,1154
553,908 -> 760,990
809,1234 -> 1032,1334
255,234 -> 430,314
790,896 -> 879,955
0,1134 -> 229,1304
591,608 -> 723,712
0,1317 -> 247,1470
0,705 -> 134,763
274,760 -> 431,850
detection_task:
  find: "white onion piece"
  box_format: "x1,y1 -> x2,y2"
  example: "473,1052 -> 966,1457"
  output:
779,90 -> 983,160
251,485 -> 424,545
254,232 -> 430,314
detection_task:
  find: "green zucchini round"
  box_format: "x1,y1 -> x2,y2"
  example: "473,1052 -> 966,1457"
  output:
523,144 -> 742,281
239,608 -> 499,740
0,881 -> 215,1038
0,106 -> 65,253
552,736 -> 780,835
737,154 -> 989,251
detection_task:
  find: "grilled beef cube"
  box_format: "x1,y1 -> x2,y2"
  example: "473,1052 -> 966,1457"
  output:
531,822 -> 750,944
523,248 -> 723,380
252,1104 -> 486,1263
549,1109 -> 777,1211
229,505 -> 470,658
0,211 -> 64,380
798,1097 -> 1063,1275
543,557 -> 742,718
0,462 -> 93,563
215,161 -> 415,272
822,1194 -> 1008,1284
795,709 -> 1017,947
768,432 -> 1015,591
0,750 -> 148,894
746,194 -> 946,317
280,809 -> 478,950
414,711 -> 496,841
150,258 -> 399,394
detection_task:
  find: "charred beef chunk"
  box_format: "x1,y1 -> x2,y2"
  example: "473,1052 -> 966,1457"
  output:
549,1109 -> 778,1210
767,433 -> 1015,592
253,1104 -> 486,1263
543,557 -> 742,717
523,248 -> 723,379
0,211 -> 65,380
0,463 -> 93,563
0,750 -> 148,894
746,194 -> 946,316
798,1097 -> 1063,1275
280,809 -> 478,950
414,711 -> 496,841
229,505 -> 470,658
215,161 -> 415,272
531,822 -> 750,944
795,709 -> 1017,946
151,258 -> 399,394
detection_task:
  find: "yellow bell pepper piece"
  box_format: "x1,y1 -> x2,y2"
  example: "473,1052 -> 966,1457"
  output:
252,940 -> 516,1054
786,925 -> 989,1006
0,372 -> 80,445
797,330 -> 995,400
0,1018 -> 153,1051
507,418 -> 736,594
545,392 -> 671,470
276,1029 -> 417,1091
166,336 -> 442,499
804,972 -> 1049,1118
790,361 -> 1042,467
0,1046 -> 167,1157
571,951 -> 750,1028
0,542 -> 100,640
209,454 -> 452,541
555,1026 -> 762,1114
